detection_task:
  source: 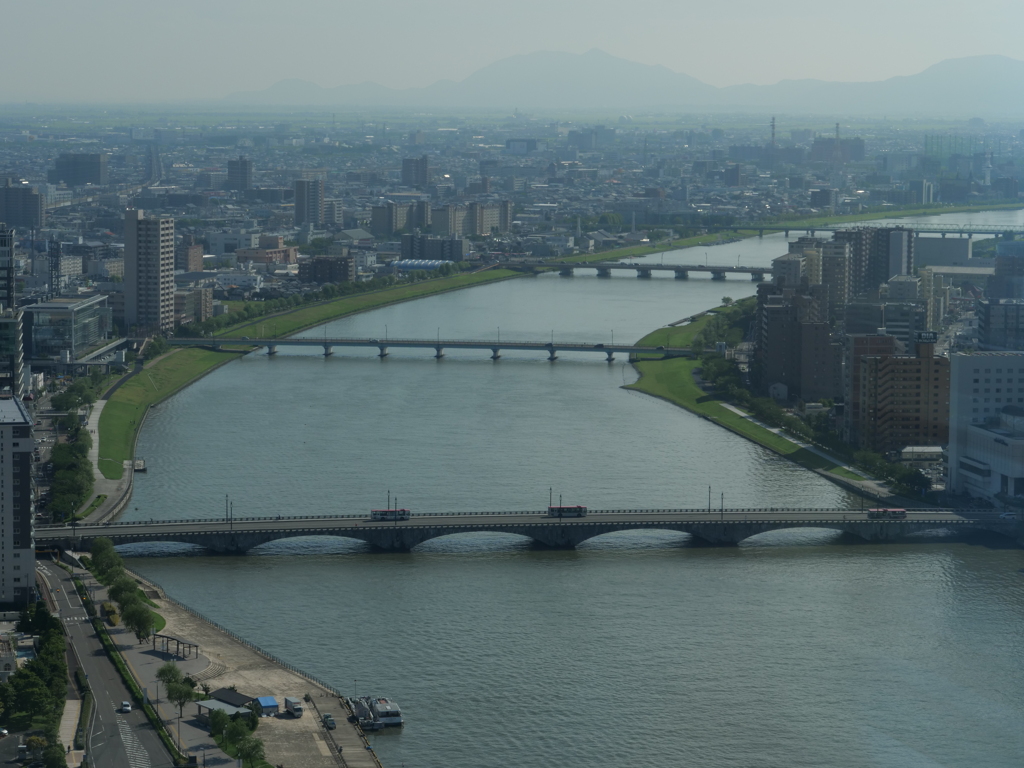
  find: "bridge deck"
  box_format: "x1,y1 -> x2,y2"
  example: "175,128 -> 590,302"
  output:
169,338 -> 692,355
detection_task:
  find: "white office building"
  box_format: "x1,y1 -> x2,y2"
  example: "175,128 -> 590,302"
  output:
948,351 -> 1024,508
0,398 -> 34,604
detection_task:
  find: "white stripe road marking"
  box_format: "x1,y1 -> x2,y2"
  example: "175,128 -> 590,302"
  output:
115,715 -> 151,768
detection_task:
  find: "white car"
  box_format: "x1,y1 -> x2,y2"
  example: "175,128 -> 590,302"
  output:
999,512 -> 1017,520
121,701 -> 132,713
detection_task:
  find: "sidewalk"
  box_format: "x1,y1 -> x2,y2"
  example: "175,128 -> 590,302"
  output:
717,402 -> 896,499
81,400 -> 133,523
76,568 -> 233,765
57,698 -> 82,767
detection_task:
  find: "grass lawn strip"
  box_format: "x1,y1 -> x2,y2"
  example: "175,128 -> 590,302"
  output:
98,348 -> 243,480
628,355 -> 862,479
216,268 -> 519,339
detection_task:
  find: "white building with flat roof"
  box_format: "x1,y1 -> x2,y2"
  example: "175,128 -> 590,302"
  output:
948,351 -> 1024,508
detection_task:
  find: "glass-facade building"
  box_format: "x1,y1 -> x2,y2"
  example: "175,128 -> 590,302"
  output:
24,295 -> 111,360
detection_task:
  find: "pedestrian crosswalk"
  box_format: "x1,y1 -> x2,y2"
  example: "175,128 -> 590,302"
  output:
116,715 -> 151,768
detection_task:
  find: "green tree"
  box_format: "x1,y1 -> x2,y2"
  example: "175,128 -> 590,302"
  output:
236,735 -> 266,768
223,718 -> 250,748
167,681 -> 193,719
25,735 -> 47,758
208,707 -> 230,738
156,661 -> 182,698
109,575 -> 140,609
721,296 -> 734,306
14,673 -> 52,717
121,603 -> 156,644
43,744 -> 67,768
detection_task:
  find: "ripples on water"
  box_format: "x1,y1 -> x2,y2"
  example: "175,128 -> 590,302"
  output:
127,210 -> 1024,768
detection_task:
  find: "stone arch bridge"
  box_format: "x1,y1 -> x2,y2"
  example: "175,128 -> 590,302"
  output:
34,509 -> 1018,555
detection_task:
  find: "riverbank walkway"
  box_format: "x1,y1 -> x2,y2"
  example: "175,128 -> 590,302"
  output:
716,402 -> 896,499
75,562 -> 378,768
81,400 -> 133,524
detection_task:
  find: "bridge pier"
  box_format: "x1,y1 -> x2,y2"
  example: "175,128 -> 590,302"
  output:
267,345 -> 277,355
491,347 -> 501,360
636,268 -> 652,278
751,271 -> 765,282
674,269 -> 689,279
784,229 -> 789,237
758,229 -> 764,237
596,267 -> 612,278
378,346 -> 388,358
559,267 -> 574,277
434,346 -> 444,359
711,270 -> 726,281
606,350 -> 615,362
548,350 -> 558,361
323,345 -> 333,357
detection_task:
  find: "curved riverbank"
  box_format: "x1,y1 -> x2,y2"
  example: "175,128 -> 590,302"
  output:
96,269 -> 521,484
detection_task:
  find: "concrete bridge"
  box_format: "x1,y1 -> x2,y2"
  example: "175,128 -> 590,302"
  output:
169,337 -> 693,362
514,261 -> 769,281
705,223 -> 1024,238
35,508 -> 1018,554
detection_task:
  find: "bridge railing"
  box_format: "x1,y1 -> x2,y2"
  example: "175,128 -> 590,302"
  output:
36,507 -> 1004,531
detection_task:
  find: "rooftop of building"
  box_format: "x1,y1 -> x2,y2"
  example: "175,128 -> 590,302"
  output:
0,398 -> 30,425
25,295 -> 106,310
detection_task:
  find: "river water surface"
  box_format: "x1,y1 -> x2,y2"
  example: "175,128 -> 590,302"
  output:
125,210 -> 1024,768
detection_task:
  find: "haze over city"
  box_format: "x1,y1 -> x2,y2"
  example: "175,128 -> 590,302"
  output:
5,0 -> 1024,102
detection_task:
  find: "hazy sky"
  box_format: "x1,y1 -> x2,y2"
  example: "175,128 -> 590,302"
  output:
5,0 -> 1023,102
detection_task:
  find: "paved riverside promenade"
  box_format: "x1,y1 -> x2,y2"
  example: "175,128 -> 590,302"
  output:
75,564 -> 374,768
76,563 -> 380,768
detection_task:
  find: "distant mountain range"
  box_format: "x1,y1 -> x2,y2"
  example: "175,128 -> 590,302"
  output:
224,49 -> 1024,115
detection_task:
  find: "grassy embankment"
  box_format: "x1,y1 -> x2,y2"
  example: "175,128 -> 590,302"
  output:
97,269 -> 521,480
625,310 -> 863,481
215,267 -> 518,339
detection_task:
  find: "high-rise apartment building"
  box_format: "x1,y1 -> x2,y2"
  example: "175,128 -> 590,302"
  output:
227,156 -> 253,191
401,156 -> 429,187
857,335 -> 950,452
843,333 -> 903,442
832,227 -> 913,297
948,351 -> 1024,507
124,209 -> 175,334
294,179 -> 324,227
0,182 -> 44,229
48,153 -> 109,186
753,282 -> 840,401
0,398 -> 35,604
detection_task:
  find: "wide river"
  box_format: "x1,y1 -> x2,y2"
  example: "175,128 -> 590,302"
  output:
126,210 -> 1024,768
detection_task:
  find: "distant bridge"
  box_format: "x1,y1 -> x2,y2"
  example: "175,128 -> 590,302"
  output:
708,223 -> 1024,238
513,261 -> 768,281
35,508 -> 1018,554
169,336 -> 693,362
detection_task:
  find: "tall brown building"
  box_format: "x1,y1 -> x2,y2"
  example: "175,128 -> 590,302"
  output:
843,333 -> 903,443
857,336 -> 950,452
754,282 -> 841,401
175,234 -> 204,272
